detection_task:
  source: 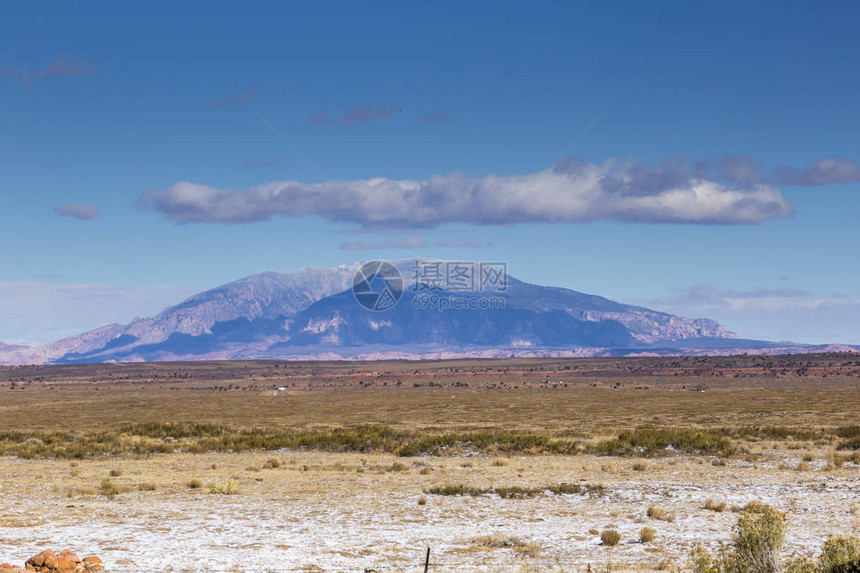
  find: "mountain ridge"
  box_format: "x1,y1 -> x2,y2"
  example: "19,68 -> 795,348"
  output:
0,259 -> 853,365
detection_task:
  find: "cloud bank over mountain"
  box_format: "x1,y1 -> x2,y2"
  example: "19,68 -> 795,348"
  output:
138,157 -> 794,228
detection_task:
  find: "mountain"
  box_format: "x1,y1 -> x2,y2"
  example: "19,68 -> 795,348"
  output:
0,259 -> 852,365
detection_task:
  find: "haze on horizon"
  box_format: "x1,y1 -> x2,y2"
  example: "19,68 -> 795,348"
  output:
1,1 -> 859,347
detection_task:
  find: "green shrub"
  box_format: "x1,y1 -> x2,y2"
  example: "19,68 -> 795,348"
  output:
733,503 -> 786,572
593,428 -> 736,457
785,556 -> 819,573
820,535 -> 860,572
688,503 -> 786,573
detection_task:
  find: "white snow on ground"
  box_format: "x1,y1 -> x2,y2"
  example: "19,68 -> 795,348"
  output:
0,454 -> 857,572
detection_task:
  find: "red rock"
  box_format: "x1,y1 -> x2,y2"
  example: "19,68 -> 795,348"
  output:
26,550 -> 56,568
56,559 -> 76,569
81,557 -> 101,565
58,551 -> 79,564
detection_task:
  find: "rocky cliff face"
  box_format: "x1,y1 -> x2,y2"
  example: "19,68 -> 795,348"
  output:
579,310 -> 735,343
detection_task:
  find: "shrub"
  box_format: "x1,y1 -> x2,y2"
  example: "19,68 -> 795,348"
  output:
99,478 -> 130,498
548,482 -> 604,496
632,461 -> 648,471
425,484 -> 486,496
601,529 -> 621,547
137,482 -> 157,491
796,461 -> 811,472
186,478 -> 203,489
733,504 -> 786,573
109,469 -> 123,477
785,556 -> 819,573
820,535 -> 860,572
66,486 -> 98,497
516,541 -> 542,559
388,461 -> 408,472
263,458 -> 281,469
209,479 -> 239,495
689,544 -> 720,573
689,503 -> 786,573
737,500 -> 769,513
647,506 -> 675,522
640,527 -> 656,543
705,498 -> 727,512
594,428 -> 736,457
424,482 -> 603,498
417,496 -> 427,506
472,533 -> 523,548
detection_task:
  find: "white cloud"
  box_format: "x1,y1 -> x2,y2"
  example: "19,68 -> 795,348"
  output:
5,54 -> 95,84
646,285 -> 860,345
435,239 -> 484,248
138,158 -> 794,228
341,236 -> 428,250
54,203 -> 100,220
0,282 -> 199,346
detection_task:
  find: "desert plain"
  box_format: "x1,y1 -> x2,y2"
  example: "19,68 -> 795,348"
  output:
0,354 -> 858,572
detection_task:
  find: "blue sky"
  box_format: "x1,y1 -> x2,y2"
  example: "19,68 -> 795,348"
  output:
1,0 -> 859,346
